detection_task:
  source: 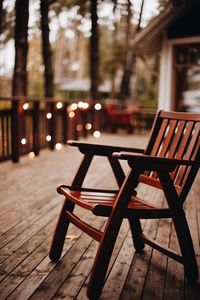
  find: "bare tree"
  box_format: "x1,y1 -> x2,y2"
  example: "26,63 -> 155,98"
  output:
0,0 -> 3,36
12,0 -> 29,96
90,0 -> 99,100
119,0 -> 144,101
110,0 -> 118,97
40,0 -> 54,98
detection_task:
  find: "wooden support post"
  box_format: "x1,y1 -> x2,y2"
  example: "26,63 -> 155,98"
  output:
11,99 -> 20,163
33,100 -> 40,156
62,103 -> 68,144
49,102 -> 56,150
73,110 -> 78,140
81,110 -> 87,138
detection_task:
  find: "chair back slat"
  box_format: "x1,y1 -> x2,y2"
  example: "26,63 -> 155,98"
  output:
170,121 -> 195,183
167,121 -> 185,158
180,138 -> 200,198
175,122 -> 200,187
142,111 -> 200,202
150,119 -> 169,156
151,119 -> 177,179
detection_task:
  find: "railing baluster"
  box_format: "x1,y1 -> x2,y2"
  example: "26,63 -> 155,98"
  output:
33,100 -> 40,156
49,102 -> 56,150
11,99 -> 20,163
62,102 -> 68,144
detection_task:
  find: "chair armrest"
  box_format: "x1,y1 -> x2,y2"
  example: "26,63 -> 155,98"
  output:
57,185 -> 119,194
67,140 -> 144,156
113,152 -> 200,172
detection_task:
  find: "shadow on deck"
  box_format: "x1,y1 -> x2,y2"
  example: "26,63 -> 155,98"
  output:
0,133 -> 200,300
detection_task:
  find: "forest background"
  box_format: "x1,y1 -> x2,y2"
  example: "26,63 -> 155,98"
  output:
0,0 -> 168,108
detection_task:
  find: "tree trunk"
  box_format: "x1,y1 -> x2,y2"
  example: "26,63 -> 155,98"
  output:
111,0 -> 118,98
119,0 -> 144,101
0,0 -> 3,36
90,0 -> 99,100
148,54 -> 159,104
40,0 -> 54,98
12,0 -> 29,96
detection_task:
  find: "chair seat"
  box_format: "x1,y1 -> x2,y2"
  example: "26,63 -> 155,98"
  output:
58,186 -> 171,219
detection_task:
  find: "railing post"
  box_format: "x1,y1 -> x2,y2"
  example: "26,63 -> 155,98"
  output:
11,99 -> 20,163
49,101 -> 56,150
33,100 -> 40,156
62,102 -> 68,144
81,109 -> 87,138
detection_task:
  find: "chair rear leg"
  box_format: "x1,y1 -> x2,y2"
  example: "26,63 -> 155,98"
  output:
173,210 -> 199,283
49,199 -> 74,262
128,217 -> 145,252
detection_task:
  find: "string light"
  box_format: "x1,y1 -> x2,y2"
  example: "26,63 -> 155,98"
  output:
76,124 -> 83,131
46,135 -> 51,142
56,101 -> 63,109
69,111 -> 75,118
21,138 -> 27,145
71,103 -> 78,111
23,103 -> 29,110
78,101 -> 84,109
94,103 -> 102,110
55,143 -> 62,150
83,102 -> 89,109
85,123 -> 92,130
93,131 -> 101,138
29,152 -> 35,158
46,113 -> 52,119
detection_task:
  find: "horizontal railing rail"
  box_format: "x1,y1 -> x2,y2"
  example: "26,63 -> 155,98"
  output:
0,96 -> 155,163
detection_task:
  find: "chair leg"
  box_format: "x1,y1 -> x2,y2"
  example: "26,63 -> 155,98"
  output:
49,199 -> 74,262
173,210 -> 199,283
128,217 -> 145,252
87,169 -> 141,299
87,221 -> 122,299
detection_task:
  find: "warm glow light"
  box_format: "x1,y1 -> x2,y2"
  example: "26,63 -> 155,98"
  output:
76,124 -> 83,131
78,101 -> 84,109
85,123 -> 92,130
46,113 -> 52,119
29,152 -> 35,158
93,131 -> 101,138
46,135 -> 51,142
55,143 -> 62,150
69,111 -> 75,118
71,103 -> 78,110
83,102 -> 89,109
94,103 -> 102,110
23,102 -> 29,110
21,138 -> 27,145
56,101 -> 63,109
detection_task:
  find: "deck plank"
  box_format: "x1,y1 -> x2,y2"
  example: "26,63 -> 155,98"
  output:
0,133 -> 199,299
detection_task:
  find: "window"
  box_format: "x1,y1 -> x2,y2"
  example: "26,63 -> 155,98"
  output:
174,44 -> 200,112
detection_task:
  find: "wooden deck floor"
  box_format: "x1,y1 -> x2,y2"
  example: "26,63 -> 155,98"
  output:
0,133 -> 200,300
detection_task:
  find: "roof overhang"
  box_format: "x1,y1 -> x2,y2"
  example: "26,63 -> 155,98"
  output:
132,2 -> 186,56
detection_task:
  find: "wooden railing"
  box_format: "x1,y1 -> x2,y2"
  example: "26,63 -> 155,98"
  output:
0,97 -> 107,163
0,96 -> 156,163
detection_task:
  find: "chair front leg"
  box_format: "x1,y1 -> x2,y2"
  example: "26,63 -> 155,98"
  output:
107,157 -> 143,251
87,169 -> 141,299
49,199 -> 75,262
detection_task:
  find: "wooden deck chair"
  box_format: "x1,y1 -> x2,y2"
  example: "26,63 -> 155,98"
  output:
49,110 -> 200,299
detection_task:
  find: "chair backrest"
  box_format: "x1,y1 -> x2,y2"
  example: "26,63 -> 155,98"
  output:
139,110 -> 200,202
